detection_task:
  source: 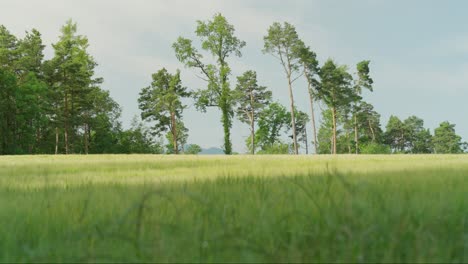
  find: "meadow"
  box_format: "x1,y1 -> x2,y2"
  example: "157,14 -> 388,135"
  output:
1,154 -> 468,262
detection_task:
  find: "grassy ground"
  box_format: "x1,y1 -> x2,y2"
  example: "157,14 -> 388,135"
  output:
1,155 -> 468,262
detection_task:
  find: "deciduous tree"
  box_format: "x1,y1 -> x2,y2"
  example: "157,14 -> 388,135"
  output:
250,102 -> 290,153
173,13 -> 245,155
185,144 -> 202,155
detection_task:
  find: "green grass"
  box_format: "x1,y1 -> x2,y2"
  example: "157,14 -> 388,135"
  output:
1,155 -> 468,262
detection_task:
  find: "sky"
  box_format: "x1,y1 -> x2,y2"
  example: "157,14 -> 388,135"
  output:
2,0 -> 468,152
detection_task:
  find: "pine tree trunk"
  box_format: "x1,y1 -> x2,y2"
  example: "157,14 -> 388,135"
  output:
287,76 -> 298,155
308,84 -> 318,154
250,116 -> 255,155
332,107 -> 337,154
70,90 -> 74,154
64,128 -> 68,154
87,125 -> 91,152
55,127 -> 59,155
28,120 -> 33,154
64,94 -> 69,155
304,128 -> 309,154
354,115 -> 359,154
347,130 -> 351,154
171,111 -> 178,154
84,123 -> 89,155
250,91 -> 255,155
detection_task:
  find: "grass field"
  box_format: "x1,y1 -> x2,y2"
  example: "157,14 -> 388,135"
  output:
1,155 -> 468,262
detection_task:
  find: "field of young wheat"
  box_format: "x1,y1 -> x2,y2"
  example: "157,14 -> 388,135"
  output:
1,155 -> 467,262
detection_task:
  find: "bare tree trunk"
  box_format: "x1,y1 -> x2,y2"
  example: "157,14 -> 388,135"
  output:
330,136 -> 333,154
304,66 -> 318,154
84,123 -> 89,155
332,107 -> 337,154
250,117 -> 255,155
70,90 -> 74,154
28,120 -> 33,154
171,111 -> 178,154
55,127 -> 59,155
64,127 -> 68,154
346,130 -> 351,154
288,77 -> 298,155
308,90 -> 318,154
354,115 -> 359,154
250,91 -> 256,155
304,128 -> 309,155
88,125 -> 92,153
64,95 -> 69,155
369,120 -> 376,142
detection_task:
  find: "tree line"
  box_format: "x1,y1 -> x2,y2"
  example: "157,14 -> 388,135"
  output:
0,21 -> 168,155
0,15 -> 466,155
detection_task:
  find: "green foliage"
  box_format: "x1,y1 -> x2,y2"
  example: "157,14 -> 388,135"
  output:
256,142 -> 290,154
0,25 -> 19,69
404,116 -> 433,154
433,121 -> 463,154
263,22 -> 304,73
385,116 -> 407,153
86,89 -> 122,154
385,115 -> 433,154
317,60 -> 354,110
360,142 -> 391,154
185,144 -> 202,155
252,102 -> 290,153
317,109 -> 333,154
173,13 -> 245,155
15,72 -> 49,153
16,29 -> 45,77
355,60 -> 373,93
355,102 -> 382,141
297,45 -> 320,82
0,69 -> 18,154
115,117 -> 163,154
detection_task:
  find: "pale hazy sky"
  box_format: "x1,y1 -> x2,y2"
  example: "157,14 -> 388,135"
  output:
2,0 -> 468,152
